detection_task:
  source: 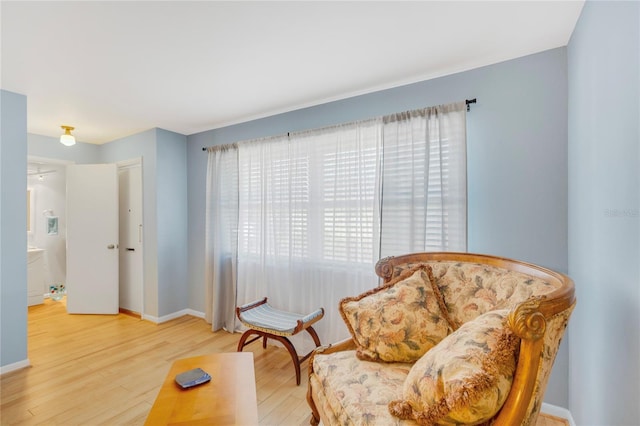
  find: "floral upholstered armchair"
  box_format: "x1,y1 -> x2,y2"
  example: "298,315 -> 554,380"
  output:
306,252 -> 575,426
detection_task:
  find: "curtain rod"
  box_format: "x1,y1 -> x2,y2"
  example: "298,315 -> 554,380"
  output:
202,98 -> 478,151
201,142 -> 238,152
465,98 -> 476,112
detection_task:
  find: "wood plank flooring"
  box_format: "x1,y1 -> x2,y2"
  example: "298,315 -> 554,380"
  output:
0,299 -> 567,425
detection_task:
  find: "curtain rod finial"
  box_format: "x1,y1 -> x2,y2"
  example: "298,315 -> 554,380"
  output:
465,98 -> 477,112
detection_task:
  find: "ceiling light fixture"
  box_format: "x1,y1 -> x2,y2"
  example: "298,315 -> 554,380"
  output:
60,125 -> 76,146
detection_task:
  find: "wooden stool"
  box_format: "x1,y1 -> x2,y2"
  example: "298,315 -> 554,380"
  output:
236,297 -> 324,385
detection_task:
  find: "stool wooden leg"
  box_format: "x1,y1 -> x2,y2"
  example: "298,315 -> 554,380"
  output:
237,330 -> 251,352
236,330 -> 303,385
267,335 -> 302,386
305,326 -> 322,348
237,330 -> 261,352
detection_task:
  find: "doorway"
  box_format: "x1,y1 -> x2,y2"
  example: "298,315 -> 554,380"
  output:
27,156 -> 72,300
25,156 -> 144,315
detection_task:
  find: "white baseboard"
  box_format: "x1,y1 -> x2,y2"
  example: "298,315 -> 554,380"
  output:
184,309 -> 205,319
0,358 -> 31,375
542,402 -> 576,426
142,309 -> 205,324
141,313 -> 160,323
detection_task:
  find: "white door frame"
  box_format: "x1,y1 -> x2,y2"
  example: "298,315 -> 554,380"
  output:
117,157 -> 145,318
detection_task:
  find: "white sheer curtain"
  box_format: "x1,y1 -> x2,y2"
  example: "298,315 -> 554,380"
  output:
235,120 -> 382,349
204,101 -> 467,348
204,144 -> 239,332
380,102 -> 467,256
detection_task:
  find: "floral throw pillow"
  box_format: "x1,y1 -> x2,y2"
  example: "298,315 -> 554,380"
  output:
340,264 -> 455,363
388,309 -> 520,425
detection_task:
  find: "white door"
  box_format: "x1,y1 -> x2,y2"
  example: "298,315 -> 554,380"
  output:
118,164 -> 143,314
66,164 -> 119,314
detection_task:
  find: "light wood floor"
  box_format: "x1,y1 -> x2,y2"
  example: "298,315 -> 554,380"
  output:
0,299 -> 567,425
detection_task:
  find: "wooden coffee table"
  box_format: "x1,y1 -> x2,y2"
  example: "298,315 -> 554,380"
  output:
145,352 -> 258,425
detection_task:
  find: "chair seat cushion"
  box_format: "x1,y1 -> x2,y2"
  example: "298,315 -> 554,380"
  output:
313,350 -> 413,425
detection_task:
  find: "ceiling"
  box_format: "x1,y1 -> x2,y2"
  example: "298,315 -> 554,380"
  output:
1,1 -> 584,145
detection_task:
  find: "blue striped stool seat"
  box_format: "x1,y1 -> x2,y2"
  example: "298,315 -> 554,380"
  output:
237,301 -> 324,336
236,297 -> 324,385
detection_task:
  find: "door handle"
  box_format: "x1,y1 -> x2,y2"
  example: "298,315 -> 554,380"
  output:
107,244 -> 115,249
126,248 -> 135,251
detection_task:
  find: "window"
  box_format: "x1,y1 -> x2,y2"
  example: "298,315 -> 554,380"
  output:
205,101 -> 466,344
238,120 -> 381,265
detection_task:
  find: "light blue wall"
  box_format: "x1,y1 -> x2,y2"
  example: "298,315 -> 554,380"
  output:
567,1 -> 640,424
28,133 -> 100,164
156,129 -> 188,316
186,134 -> 208,318
187,48 -> 570,406
99,129 -> 159,317
0,90 -> 28,369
